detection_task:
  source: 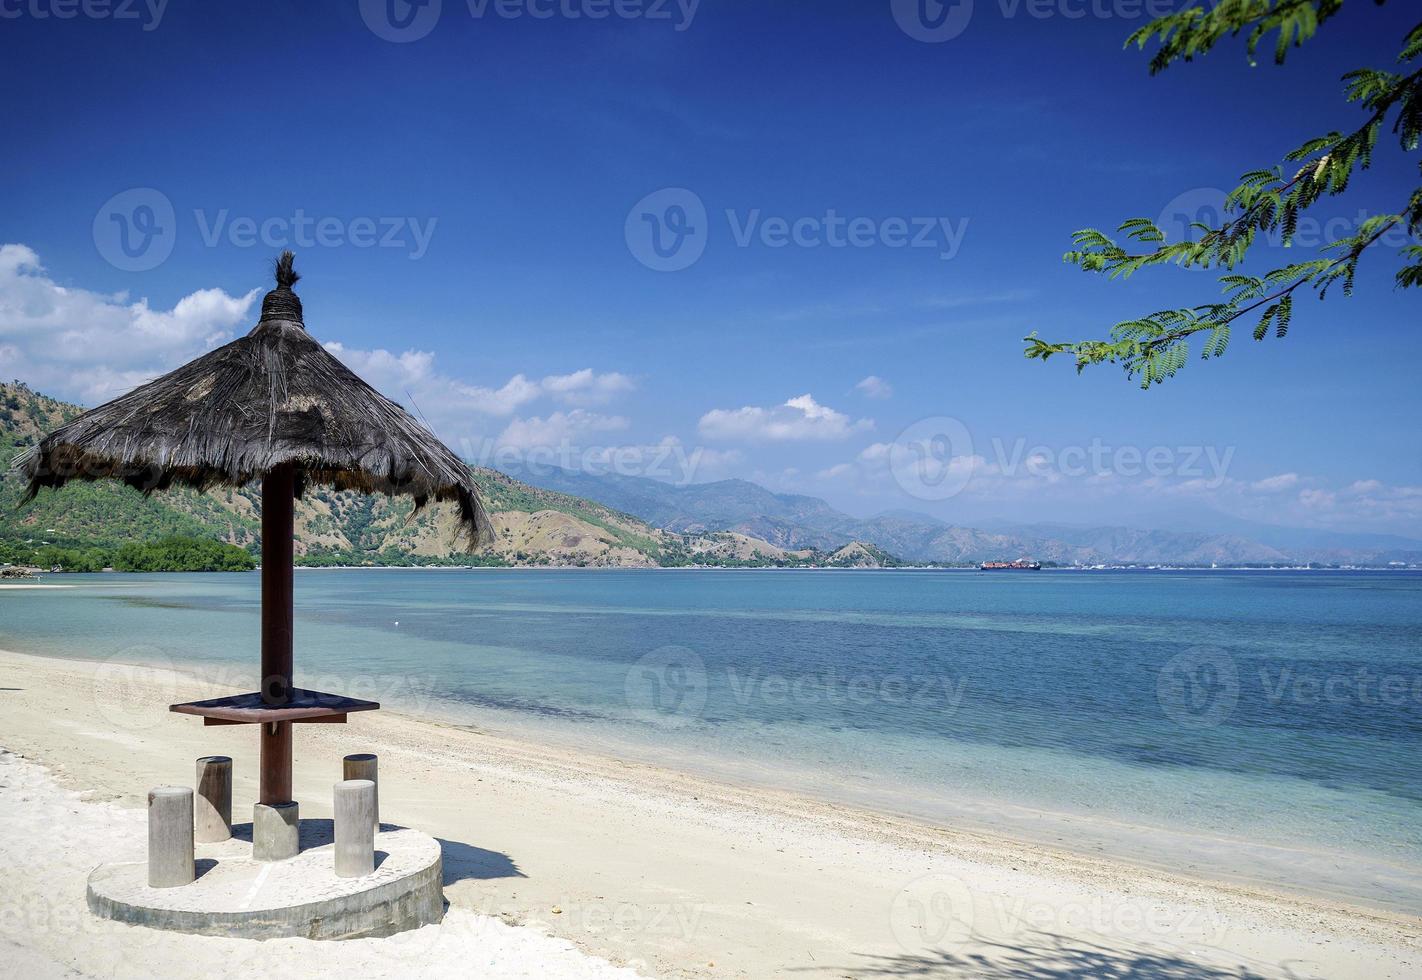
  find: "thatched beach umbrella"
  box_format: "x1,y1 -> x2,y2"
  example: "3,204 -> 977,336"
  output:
16,253 -> 489,841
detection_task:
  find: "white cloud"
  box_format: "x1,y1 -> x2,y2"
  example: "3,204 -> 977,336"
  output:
1251,473 -> 1300,492
0,243 -> 258,404
495,410 -> 630,450
0,246 -> 639,457
858,442 -> 891,462
539,368 -> 635,406
324,343 -> 437,389
1298,488 -> 1337,510
698,394 -> 873,443
323,342 -> 636,436
854,375 -> 893,399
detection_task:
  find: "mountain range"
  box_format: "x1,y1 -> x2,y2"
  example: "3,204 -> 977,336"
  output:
0,382 -> 893,569
508,465 -> 1422,567
4,380 -> 1418,569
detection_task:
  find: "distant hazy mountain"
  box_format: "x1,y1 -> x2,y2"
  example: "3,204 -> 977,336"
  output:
997,519 -> 1422,566
511,466 -> 1422,567
1073,507 -> 1422,554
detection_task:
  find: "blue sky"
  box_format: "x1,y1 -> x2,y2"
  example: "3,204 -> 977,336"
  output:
3,0 -> 1419,536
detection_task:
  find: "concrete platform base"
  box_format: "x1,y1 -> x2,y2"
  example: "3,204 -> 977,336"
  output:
86,820 -> 443,940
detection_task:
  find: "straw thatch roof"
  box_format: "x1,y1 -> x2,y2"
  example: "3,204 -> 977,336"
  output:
14,253 -> 490,549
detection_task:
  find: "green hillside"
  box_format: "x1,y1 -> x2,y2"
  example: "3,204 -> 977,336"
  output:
0,381 -> 895,571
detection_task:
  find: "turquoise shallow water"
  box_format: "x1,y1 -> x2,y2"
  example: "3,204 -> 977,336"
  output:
2,568 -> 1420,911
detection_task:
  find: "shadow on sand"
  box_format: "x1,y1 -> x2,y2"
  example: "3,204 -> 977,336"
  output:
438,837 -> 524,883
821,934 -> 1270,979
227,821 -> 523,882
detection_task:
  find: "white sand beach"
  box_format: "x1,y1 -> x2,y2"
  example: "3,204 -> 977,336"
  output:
0,647 -> 1417,979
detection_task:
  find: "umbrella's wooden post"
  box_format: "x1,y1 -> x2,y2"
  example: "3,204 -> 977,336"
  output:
259,721 -> 292,805
260,463 -> 296,808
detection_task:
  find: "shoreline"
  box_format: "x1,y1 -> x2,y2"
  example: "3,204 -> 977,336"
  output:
1,646 -> 1418,978
2,593 -> 1419,920
415,691 -> 1422,920
8,637 -> 1422,917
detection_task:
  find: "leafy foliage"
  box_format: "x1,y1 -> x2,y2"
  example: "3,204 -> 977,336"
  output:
111,537 -> 257,572
12,536 -> 256,573
1026,3 -> 1421,386
1125,0 -> 1349,74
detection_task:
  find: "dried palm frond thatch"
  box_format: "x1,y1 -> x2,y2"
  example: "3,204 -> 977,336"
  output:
14,252 -> 490,549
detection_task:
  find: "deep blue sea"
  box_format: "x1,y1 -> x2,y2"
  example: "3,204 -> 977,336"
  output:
3,568 -> 1420,911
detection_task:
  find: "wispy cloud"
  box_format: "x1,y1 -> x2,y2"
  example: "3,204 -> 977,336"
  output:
495,410 -> 630,450
326,344 -> 633,418
1251,473 -> 1300,492
854,375 -> 893,399
698,394 -> 873,443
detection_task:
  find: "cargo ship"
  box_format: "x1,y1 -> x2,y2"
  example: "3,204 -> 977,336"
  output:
979,559 -> 1041,571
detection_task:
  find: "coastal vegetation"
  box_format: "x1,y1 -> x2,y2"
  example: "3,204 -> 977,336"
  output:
6,536 -> 256,573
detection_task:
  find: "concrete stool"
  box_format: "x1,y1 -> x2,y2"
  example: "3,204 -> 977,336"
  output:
253,801 -> 300,862
342,753 -> 379,828
194,756 -> 232,843
148,787 -> 194,888
334,779 -> 377,878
